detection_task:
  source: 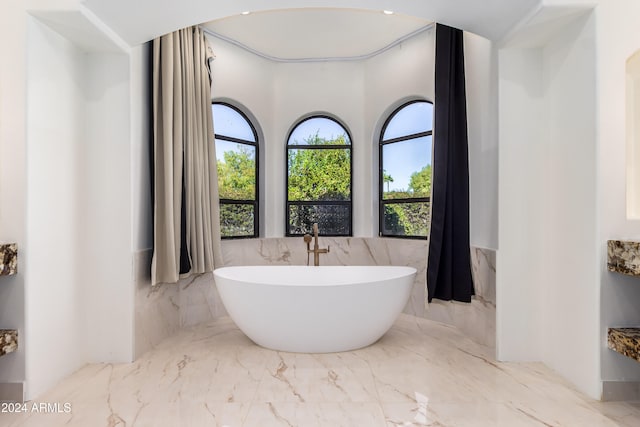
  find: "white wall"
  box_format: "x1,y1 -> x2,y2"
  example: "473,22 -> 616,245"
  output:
540,11 -> 598,396
3,4 -> 499,400
14,0 -> 640,404
208,35 -> 274,236
80,52 -> 133,363
209,35 -> 369,238
592,0 -> 640,386
207,27 -> 498,244
364,28 -> 435,237
497,47 -> 546,362
25,16 -> 88,399
532,0 -> 640,396
273,61 -> 365,235
23,12 -> 134,399
0,0 -> 29,395
465,33 -> 499,250
82,0 -> 540,47
498,8 -> 600,398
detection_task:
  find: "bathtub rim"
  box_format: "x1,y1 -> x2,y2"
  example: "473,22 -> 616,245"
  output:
213,265 -> 417,287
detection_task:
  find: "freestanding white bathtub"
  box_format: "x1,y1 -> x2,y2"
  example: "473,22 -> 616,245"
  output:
213,265 -> 416,353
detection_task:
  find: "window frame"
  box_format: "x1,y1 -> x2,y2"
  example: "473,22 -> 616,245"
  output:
378,100 -> 433,240
285,114 -> 353,237
212,101 -> 260,239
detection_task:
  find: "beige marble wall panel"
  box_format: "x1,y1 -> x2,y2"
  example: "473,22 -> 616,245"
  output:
134,250 -> 180,359
135,239 -> 496,356
424,247 -> 496,349
179,272 -> 227,327
190,237 -> 429,322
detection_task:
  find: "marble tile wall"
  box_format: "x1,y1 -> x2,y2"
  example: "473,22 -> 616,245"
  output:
424,247 -> 497,349
178,272 -> 228,327
221,237 -> 429,317
134,238 -> 497,357
133,250 -> 180,359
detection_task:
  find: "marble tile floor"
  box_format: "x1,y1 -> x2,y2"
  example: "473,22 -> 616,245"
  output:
3,314 -> 640,427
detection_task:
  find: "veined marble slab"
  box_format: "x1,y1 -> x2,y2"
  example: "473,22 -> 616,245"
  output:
5,315 -> 639,427
608,240 -> 640,276
424,247 -> 496,349
608,328 -> 640,363
0,329 -> 18,356
133,249 -> 180,359
135,238 -> 497,358
0,243 -> 17,276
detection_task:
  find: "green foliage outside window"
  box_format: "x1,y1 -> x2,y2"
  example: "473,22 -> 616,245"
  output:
217,147 -> 255,200
217,147 -> 256,237
214,126 -> 431,237
288,133 -> 351,202
408,164 -> 432,198
383,164 -> 432,237
220,204 -> 254,237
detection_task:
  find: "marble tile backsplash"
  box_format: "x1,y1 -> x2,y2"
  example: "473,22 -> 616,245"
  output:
222,237 -> 429,319
223,237 -> 429,315
134,238 -> 496,356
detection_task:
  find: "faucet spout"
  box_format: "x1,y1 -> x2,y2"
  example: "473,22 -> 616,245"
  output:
304,223 -> 329,266
313,223 -> 319,250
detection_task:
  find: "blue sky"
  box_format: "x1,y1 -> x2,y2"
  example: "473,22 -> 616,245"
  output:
382,102 -> 433,191
383,136 -> 431,192
215,139 -> 255,163
212,104 -> 255,163
288,117 -> 350,145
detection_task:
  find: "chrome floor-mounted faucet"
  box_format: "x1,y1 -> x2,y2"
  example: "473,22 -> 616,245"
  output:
303,223 -> 330,266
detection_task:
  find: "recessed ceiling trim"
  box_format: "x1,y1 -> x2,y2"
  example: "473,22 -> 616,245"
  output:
200,22 -> 434,63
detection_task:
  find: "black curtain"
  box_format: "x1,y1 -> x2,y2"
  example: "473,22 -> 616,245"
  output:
179,168 -> 191,274
427,24 -> 474,303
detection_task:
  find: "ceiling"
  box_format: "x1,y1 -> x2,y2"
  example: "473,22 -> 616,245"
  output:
81,0 -> 542,47
201,9 -> 431,61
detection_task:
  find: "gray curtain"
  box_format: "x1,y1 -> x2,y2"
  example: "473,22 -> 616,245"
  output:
151,26 -> 223,285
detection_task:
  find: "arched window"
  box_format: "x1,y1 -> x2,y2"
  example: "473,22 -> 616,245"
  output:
212,102 -> 259,238
379,100 -> 433,238
286,115 -> 352,236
